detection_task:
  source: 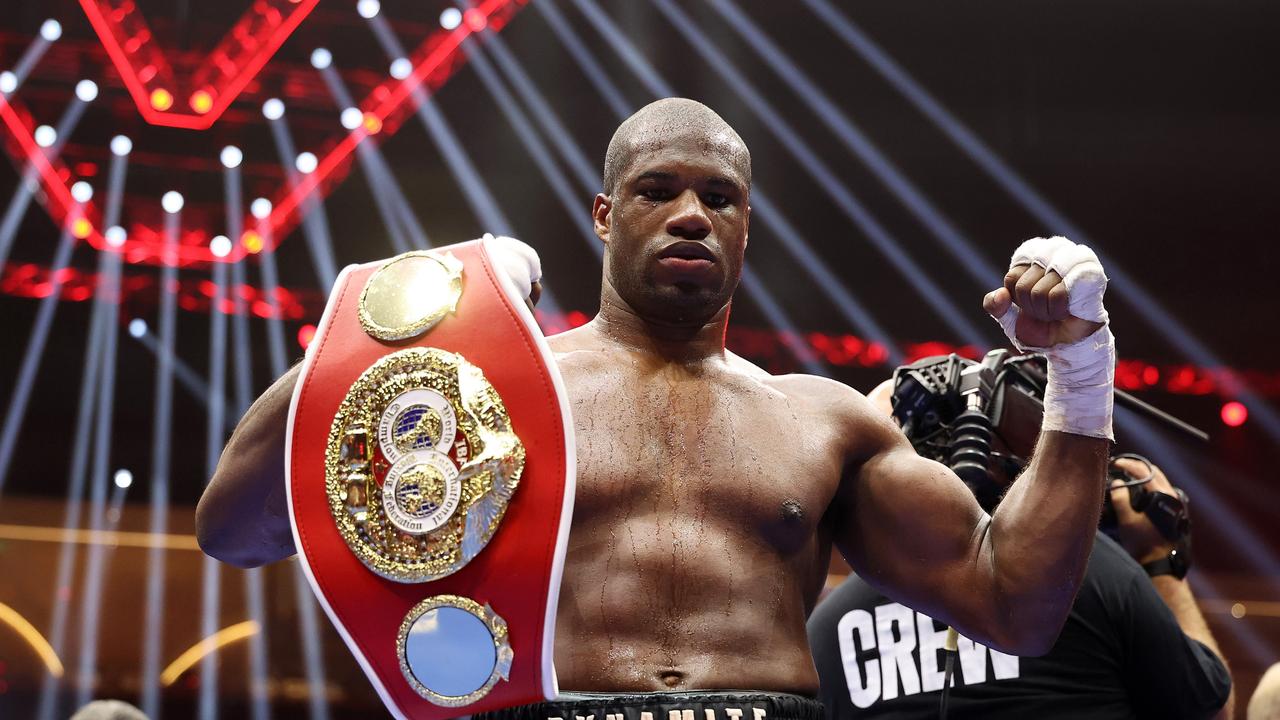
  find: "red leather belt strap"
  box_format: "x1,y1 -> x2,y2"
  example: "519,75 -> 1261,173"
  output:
286,239 -> 573,719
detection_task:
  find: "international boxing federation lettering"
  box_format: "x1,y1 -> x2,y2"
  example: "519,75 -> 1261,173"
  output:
379,387 -> 460,460
548,708 -> 770,720
837,602 -> 1020,708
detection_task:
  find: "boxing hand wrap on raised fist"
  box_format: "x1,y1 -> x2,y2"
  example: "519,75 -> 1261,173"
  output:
482,233 -> 543,305
984,236 -> 1116,441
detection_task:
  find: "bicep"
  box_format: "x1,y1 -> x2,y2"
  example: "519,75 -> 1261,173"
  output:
833,426 -> 994,636
196,365 -> 300,567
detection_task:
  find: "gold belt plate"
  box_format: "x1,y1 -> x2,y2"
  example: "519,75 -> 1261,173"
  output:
324,347 -> 525,582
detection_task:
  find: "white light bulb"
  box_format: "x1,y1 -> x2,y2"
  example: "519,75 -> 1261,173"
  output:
71,181 -> 93,203
105,225 -> 126,247
310,47 -> 332,70
0,71 -> 16,94
109,135 -> 132,156
356,0 -> 380,19
220,145 -> 243,169
440,8 -> 462,30
128,318 -> 147,338
340,107 -> 363,130
210,234 -> 232,258
75,79 -> 98,102
262,98 -> 285,120
250,197 -> 272,219
34,125 -> 56,148
161,191 -> 184,213
389,58 -> 412,80
295,151 -> 317,174
113,469 -> 133,489
40,20 -> 62,42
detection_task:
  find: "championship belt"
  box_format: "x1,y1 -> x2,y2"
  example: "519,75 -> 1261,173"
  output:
286,238 -> 575,719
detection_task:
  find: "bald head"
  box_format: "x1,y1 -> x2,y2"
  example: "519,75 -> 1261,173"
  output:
602,98 -> 751,196
70,700 -> 149,720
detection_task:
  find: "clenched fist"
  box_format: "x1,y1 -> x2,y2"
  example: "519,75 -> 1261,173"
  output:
985,236 -> 1116,439
983,236 -> 1108,350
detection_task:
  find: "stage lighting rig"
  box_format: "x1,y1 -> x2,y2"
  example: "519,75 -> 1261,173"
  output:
0,0 -> 529,269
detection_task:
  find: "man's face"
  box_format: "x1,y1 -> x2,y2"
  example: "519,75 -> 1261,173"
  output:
594,131 -> 750,325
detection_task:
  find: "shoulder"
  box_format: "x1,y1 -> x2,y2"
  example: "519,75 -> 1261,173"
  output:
1074,533 -> 1146,617
727,353 -> 905,458
546,326 -> 616,376
726,351 -> 858,409
1088,531 -> 1152,599
546,324 -> 595,354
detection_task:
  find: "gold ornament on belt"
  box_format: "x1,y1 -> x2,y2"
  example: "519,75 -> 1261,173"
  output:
359,251 -> 464,341
325,347 -> 525,583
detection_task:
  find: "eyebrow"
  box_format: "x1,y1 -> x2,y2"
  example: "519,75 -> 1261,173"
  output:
634,171 -> 677,183
633,170 -> 743,191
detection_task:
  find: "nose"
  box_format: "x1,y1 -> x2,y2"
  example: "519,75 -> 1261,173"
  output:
665,189 -> 711,241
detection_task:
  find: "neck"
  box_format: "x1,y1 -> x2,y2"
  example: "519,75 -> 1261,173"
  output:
591,280 -> 729,365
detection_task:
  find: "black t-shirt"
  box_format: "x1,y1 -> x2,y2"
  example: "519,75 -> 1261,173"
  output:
807,533 -> 1230,720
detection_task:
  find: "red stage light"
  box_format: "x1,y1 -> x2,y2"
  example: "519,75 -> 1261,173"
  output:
149,88 -> 173,111
78,0 -> 322,129
465,8 -> 488,31
1221,401 -> 1248,427
189,90 -> 214,114
0,0 -> 526,268
298,324 -> 317,349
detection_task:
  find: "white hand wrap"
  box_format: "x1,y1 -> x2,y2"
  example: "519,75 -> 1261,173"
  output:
995,236 -> 1116,440
482,233 -> 542,301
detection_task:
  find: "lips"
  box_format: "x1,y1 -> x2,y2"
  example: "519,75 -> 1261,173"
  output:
657,240 -> 717,263
654,240 -> 718,282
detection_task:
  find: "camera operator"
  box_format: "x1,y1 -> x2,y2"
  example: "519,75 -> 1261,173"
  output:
807,374 -> 1232,719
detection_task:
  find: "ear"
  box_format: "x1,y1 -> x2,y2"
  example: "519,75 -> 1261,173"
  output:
592,193 -> 612,245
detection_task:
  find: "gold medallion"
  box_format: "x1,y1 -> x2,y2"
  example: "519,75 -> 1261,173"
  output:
397,595 -> 513,706
325,348 -> 525,582
359,251 -> 464,341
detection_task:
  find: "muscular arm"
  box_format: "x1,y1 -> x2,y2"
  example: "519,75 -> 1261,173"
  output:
833,395 -> 1108,656
195,364 -> 300,567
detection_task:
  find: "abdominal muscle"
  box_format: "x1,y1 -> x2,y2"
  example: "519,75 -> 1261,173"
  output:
550,513 -> 825,694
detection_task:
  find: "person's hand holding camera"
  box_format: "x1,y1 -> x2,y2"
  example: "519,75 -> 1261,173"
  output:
1109,457 -> 1180,566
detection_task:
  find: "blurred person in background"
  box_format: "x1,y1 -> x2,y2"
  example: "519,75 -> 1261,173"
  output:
1249,663 -> 1280,720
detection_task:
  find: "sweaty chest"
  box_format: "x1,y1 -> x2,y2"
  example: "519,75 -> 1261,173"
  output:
561,366 -> 840,552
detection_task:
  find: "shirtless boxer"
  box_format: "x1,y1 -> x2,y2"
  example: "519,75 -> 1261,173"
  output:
197,99 -> 1115,718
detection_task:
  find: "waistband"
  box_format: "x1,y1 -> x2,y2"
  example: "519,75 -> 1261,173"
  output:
474,690 -> 825,720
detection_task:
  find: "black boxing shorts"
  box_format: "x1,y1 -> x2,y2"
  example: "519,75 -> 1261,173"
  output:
474,690 -> 826,720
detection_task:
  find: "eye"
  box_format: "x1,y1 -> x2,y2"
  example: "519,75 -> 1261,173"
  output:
702,192 -> 730,208
640,187 -> 672,201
